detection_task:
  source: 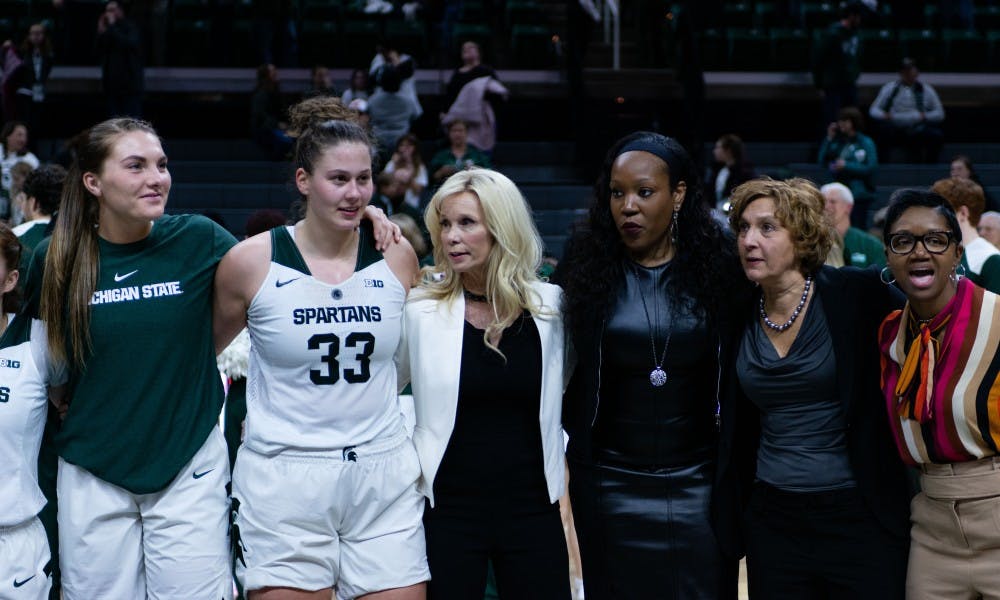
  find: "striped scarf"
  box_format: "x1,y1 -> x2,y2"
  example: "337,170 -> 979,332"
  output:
878,278 -> 1000,464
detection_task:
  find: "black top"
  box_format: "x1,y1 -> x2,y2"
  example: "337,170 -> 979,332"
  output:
713,266 -> 911,560
97,18 -> 143,94
737,293 -> 855,491
593,261 -> 718,468
433,315 -> 550,513
445,64 -> 501,107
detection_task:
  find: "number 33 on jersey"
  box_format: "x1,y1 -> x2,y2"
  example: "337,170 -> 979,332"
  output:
242,225 -> 406,454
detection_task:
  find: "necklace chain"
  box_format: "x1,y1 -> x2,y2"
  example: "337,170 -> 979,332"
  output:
759,276 -> 812,333
630,264 -> 672,387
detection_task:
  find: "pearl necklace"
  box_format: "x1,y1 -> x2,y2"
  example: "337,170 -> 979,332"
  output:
759,276 -> 812,333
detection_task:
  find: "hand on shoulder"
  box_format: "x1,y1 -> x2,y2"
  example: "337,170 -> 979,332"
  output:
383,236 -> 419,292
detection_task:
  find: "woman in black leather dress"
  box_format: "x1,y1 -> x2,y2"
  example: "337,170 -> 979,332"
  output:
559,132 -> 746,599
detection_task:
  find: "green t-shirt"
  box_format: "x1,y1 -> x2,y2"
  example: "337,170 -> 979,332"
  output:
15,220 -> 49,274
429,145 -> 492,180
27,214 -> 237,493
962,253 -> 1000,294
843,227 -> 886,268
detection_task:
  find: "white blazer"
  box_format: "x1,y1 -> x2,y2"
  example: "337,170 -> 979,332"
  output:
397,281 -> 571,507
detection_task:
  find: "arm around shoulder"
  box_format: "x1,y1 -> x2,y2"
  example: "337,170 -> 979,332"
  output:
384,236 -> 419,293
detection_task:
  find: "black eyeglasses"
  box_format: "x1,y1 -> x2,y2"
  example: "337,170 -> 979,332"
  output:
887,231 -> 955,255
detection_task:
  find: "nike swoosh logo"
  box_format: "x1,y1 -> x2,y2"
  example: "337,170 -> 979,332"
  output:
275,277 -> 302,288
193,469 -> 214,479
13,575 -> 35,588
114,270 -> 138,282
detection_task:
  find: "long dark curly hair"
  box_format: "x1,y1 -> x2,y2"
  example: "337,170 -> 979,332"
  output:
560,131 -> 739,335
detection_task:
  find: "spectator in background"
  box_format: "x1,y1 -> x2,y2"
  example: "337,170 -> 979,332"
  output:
371,170 -> 425,236
951,154 -> 997,211
812,1 -> 864,127
7,161 -> 32,226
868,58 -> 944,164
370,41 -> 423,119
367,63 -> 418,162
933,176 -> 1000,292
819,106 -> 878,228
371,170 -> 403,215
1,40 -> 21,121
302,64 -> 335,99
384,132 -> 428,210
444,41 -> 500,111
441,41 -> 508,155
390,212 -> 430,266
706,134 -> 756,215
2,24 -> 53,134
349,98 -> 372,132
13,163 -> 64,270
821,182 -> 885,268
250,0 -> 297,67
979,211 -> 1000,248
341,68 -> 369,105
429,119 -> 492,185
250,63 -> 293,159
96,0 -> 144,118
1,121 -> 39,220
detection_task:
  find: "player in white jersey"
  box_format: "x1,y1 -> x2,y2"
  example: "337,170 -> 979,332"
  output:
0,225 -> 66,600
214,97 -> 424,600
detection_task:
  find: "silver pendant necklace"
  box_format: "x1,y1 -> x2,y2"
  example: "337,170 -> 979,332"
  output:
630,264 -> 672,388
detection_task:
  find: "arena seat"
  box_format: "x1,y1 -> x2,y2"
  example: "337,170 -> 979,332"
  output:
943,29 -> 989,72
728,28 -> 772,71
770,28 -> 811,71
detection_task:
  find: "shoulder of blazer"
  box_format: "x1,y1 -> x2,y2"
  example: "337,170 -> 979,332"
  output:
530,280 -> 563,309
405,290 -> 453,314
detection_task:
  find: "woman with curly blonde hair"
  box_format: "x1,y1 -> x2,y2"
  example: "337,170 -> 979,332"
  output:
397,168 -> 572,599
717,177 -> 911,599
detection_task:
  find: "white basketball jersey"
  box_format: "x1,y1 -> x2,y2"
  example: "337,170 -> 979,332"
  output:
244,225 -> 406,454
0,316 -> 65,526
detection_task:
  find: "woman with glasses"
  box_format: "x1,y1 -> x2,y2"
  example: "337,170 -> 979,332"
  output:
720,178 -> 911,598
878,189 -> 1000,599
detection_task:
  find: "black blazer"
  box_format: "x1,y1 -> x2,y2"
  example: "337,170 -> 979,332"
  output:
712,265 -> 912,560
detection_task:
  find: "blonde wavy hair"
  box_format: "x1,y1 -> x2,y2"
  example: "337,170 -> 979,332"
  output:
420,168 -> 546,356
728,177 -> 833,275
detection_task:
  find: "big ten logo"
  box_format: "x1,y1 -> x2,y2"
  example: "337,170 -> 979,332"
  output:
0,387 -> 9,402
363,279 -> 384,288
0,359 -> 21,369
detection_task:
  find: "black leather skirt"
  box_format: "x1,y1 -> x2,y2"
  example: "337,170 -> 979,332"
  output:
568,454 -> 737,600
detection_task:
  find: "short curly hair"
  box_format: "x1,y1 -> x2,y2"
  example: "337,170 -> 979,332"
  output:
728,177 -> 833,276
22,163 -> 67,216
932,177 -> 986,226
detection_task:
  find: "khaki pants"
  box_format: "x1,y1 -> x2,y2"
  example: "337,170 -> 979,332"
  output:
908,456 -> 1000,600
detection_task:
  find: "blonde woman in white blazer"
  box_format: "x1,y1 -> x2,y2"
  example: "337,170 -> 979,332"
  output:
397,168 -> 573,600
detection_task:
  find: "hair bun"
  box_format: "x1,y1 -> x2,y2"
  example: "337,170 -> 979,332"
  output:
287,96 -> 359,137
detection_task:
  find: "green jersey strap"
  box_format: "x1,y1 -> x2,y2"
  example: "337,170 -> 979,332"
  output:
271,226 -> 312,275
272,221 -> 382,274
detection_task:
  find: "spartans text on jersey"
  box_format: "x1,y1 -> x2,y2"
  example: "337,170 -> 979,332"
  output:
292,305 -> 382,325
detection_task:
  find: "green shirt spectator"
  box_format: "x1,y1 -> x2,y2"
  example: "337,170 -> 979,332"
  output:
430,119 -> 492,184
822,182 -> 885,269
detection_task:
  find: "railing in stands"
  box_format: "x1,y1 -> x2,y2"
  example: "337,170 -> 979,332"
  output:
599,0 -> 621,70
